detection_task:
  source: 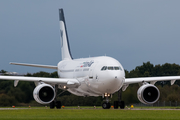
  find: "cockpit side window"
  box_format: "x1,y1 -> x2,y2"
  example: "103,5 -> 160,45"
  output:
101,66 -> 105,71
101,66 -> 107,71
114,67 -> 119,70
104,66 -> 107,70
119,66 -> 122,71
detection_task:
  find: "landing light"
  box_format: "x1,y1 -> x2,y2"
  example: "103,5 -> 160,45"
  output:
63,86 -> 67,89
104,93 -> 111,97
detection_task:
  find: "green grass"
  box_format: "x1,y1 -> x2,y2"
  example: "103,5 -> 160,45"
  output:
0,107 -> 180,120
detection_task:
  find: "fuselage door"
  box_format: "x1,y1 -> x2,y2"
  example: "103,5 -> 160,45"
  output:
89,62 -> 97,79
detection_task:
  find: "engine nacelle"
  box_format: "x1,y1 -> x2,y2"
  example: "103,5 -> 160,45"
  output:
33,84 -> 55,104
137,83 -> 160,104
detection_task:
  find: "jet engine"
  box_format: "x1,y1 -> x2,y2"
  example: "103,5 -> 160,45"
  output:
137,83 -> 160,104
33,84 -> 55,104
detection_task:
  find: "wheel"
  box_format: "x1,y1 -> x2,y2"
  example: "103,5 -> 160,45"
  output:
50,101 -> 55,109
120,101 -> 125,109
102,102 -> 111,109
114,101 -> 119,109
56,101 -> 61,109
107,102 -> 111,109
102,102 -> 107,109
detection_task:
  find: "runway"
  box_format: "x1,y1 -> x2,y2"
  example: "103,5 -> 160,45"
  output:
0,107 -> 180,110
131,108 -> 180,110
0,108 -> 30,110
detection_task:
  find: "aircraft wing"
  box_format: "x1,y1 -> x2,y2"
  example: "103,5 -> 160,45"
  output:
10,62 -> 57,70
125,76 -> 180,85
0,76 -> 80,88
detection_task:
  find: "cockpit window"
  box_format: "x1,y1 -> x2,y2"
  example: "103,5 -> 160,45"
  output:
101,66 -> 105,70
104,66 -> 107,70
101,66 -> 107,71
101,66 -> 122,71
119,66 -> 122,70
108,67 -> 114,70
114,67 -> 122,70
114,67 -> 119,70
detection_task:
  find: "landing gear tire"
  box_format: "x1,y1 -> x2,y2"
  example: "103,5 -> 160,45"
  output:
56,101 -> 61,109
114,101 -> 119,109
120,101 -> 125,109
50,101 -> 55,109
102,102 -> 111,109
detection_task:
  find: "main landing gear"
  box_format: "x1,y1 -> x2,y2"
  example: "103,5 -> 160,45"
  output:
50,101 -> 61,109
114,89 -> 125,109
50,85 -> 64,109
113,101 -> 125,109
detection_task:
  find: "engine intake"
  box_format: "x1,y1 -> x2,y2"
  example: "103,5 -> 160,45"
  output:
137,83 -> 160,104
33,84 -> 55,104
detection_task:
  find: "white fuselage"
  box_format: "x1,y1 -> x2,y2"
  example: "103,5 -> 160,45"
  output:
57,56 -> 125,97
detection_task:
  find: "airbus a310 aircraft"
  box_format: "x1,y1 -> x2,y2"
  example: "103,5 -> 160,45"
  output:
1,9 -> 180,109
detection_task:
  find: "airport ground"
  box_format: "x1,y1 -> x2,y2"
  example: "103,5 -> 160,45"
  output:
0,106 -> 180,120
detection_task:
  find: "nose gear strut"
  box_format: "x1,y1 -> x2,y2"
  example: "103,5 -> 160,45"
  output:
102,94 -> 111,109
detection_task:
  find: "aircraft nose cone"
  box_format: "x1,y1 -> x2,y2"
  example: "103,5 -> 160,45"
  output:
108,73 -> 124,92
97,70 -> 125,94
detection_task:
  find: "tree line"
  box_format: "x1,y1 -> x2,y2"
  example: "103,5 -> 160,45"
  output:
0,62 -> 180,106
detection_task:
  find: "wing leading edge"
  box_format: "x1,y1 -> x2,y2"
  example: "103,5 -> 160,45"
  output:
125,76 -> 180,85
0,76 -> 80,88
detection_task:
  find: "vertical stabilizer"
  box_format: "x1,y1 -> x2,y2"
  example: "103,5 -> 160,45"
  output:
59,9 -> 73,60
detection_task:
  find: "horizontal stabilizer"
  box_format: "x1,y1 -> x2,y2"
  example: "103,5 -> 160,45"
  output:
10,62 -> 57,70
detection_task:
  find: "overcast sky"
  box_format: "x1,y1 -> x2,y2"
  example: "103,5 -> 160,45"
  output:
0,0 -> 180,74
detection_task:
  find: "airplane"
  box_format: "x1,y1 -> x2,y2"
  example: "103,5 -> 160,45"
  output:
1,8 -> 180,109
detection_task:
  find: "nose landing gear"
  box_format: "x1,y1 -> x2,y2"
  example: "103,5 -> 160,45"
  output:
102,102 -> 111,109
102,93 -> 111,109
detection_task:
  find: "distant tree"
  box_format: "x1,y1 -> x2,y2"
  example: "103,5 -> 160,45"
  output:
0,70 -> 6,73
50,71 -> 58,78
32,71 -> 50,77
0,94 -> 17,106
1,61 -> 180,106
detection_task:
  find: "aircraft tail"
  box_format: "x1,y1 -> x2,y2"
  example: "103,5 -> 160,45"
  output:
59,9 -> 73,60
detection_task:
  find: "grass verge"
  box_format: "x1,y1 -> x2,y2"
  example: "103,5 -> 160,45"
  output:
0,107 -> 180,120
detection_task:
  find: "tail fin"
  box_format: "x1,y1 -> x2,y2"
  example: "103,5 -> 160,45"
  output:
59,9 -> 73,60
